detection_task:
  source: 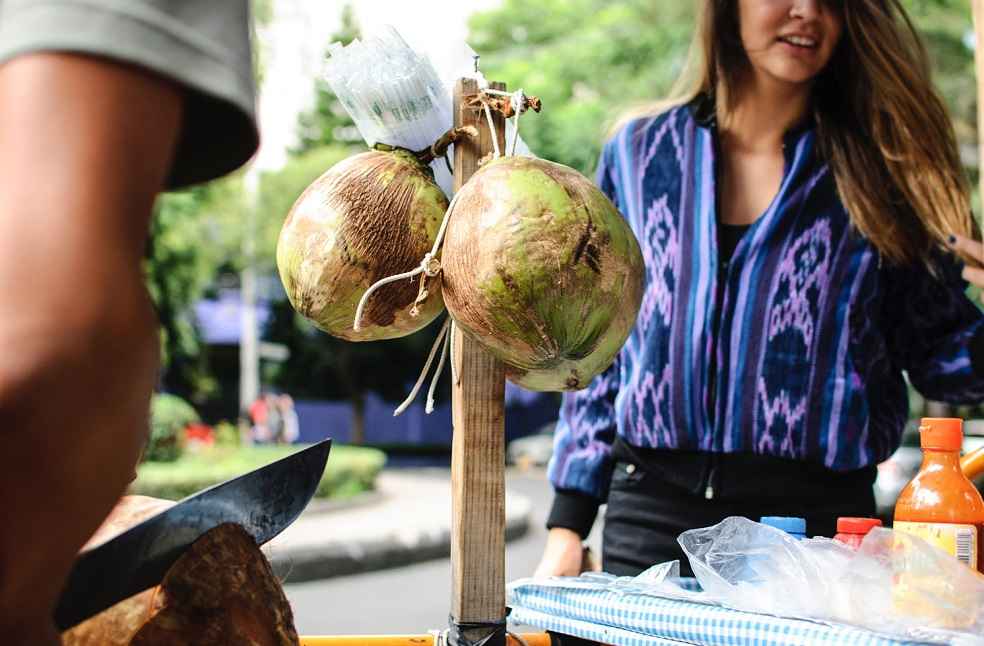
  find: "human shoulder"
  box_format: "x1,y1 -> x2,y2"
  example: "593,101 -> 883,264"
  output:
601,103 -> 694,171
605,104 -> 693,146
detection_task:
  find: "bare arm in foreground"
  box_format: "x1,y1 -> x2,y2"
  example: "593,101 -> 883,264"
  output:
0,53 -> 181,644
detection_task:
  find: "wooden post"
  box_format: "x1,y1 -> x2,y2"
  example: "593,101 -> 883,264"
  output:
974,0 -> 984,205
449,77 -> 508,646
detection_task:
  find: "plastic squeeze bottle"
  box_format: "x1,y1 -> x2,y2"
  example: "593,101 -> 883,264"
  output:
894,418 -> 984,572
833,517 -> 882,550
759,516 -> 807,540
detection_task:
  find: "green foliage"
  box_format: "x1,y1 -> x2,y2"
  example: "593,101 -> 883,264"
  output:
293,4 -> 364,155
146,394 -> 200,463
900,1 -> 976,147
130,444 -> 385,500
264,298 -> 443,404
468,0 -> 977,187
145,176 -> 245,401
468,0 -> 696,175
213,420 -> 242,447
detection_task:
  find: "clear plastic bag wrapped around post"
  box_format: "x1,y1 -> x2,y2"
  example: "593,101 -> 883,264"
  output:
324,27 -> 450,154
322,26 -> 531,198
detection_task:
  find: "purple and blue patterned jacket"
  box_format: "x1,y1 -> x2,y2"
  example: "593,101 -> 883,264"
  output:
548,103 -> 984,504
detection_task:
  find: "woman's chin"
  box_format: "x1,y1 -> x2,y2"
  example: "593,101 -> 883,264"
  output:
762,64 -> 823,88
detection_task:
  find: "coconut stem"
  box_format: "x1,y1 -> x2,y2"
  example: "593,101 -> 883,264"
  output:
465,90 -> 541,118
414,125 -> 478,165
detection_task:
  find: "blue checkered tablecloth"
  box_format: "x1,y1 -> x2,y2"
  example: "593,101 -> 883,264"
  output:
508,577 -> 932,646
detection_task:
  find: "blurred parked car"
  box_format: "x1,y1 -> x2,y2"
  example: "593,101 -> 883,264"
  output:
875,419 -> 984,522
506,422 -> 555,469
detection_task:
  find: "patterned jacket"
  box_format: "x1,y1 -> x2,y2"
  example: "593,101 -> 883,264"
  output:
548,103 -> 984,503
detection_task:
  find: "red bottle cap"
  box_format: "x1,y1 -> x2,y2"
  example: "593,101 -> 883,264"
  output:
836,517 -> 882,535
919,418 -> 963,451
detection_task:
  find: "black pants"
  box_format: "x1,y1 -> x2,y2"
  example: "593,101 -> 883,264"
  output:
602,440 -> 877,578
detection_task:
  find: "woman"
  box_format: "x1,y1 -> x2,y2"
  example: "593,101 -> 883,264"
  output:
536,0 -> 984,578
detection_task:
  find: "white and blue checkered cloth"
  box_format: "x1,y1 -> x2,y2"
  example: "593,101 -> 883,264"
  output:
508,577 -> 931,646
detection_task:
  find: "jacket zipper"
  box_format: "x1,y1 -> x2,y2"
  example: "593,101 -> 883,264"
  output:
704,452 -> 719,500
703,256 -> 728,501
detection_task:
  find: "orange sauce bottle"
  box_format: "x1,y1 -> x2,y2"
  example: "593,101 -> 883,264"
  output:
894,418 -> 984,572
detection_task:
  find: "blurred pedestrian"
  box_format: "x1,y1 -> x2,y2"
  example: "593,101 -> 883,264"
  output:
279,394 -> 300,444
249,393 -> 270,443
264,392 -> 284,444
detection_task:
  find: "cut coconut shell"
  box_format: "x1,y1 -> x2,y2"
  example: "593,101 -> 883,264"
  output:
63,497 -> 298,646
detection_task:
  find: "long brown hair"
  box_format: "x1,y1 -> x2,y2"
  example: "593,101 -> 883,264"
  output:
621,0 -> 974,265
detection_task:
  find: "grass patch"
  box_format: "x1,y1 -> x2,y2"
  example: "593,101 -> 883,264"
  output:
130,444 -> 386,501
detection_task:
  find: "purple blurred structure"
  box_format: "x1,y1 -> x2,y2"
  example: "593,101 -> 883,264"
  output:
194,291 -> 559,449
194,289 -> 272,345
293,386 -> 558,447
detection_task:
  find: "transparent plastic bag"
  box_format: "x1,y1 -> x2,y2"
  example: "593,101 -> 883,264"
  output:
322,25 -> 532,198
679,517 -> 984,643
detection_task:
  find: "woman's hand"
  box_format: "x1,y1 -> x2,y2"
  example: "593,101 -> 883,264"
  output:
948,234 -> 984,299
534,527 -> 597,578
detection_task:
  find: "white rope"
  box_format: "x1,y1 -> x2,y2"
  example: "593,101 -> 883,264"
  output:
426,320 -> 452,413
393,316 -> 450,416
476,86 -> 527,158
509,88 -> 527,157
480,87 -> 512,97
352,192 -> 460,332
430,191 -> 460,259
352,257 -> 430,332
449,320 -> 460,386
483,101 -> 501,159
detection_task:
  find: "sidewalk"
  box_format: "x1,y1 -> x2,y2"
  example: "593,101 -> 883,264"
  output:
264,469 -> 533,583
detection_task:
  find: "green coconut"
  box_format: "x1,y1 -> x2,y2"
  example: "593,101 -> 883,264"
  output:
441,156 -> 644,391
276,149 -> 448,341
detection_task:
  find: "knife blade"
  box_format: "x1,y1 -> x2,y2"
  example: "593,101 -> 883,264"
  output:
54,438 -> 331,631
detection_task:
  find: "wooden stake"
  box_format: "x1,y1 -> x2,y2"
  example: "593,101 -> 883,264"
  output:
974,0 -> 984,206
449,77 -> 508,646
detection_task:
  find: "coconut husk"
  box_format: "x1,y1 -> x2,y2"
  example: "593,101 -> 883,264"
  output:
276,148 -> 449,341
63,497 -> 298,646
442,156 -> 644,391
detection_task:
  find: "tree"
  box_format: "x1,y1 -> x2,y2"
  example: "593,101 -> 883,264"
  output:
145,176 -> 245,403
293,4 -> 364,155
264,299 -> 443,445
900,0 -> 977,197
467,0 -> 696,175
468,0 -> 977,188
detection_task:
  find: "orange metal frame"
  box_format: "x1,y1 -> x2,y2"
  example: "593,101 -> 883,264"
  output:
299,634 -> 551,646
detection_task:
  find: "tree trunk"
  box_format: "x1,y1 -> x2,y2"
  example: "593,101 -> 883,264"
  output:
350,394 -> 365,445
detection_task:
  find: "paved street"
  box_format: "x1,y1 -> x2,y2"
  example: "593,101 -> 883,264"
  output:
285,467 -> 603,636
